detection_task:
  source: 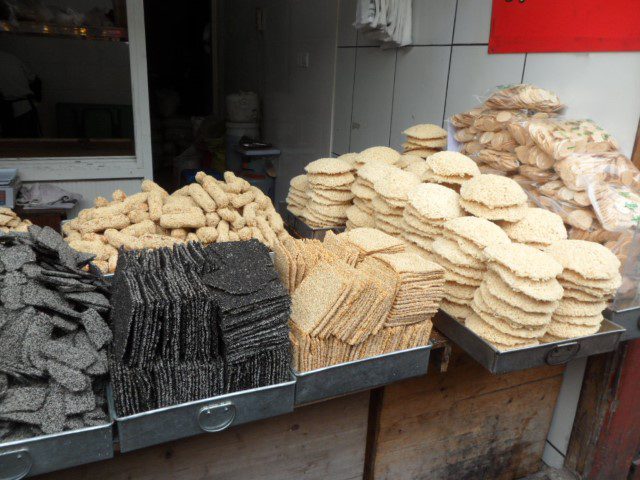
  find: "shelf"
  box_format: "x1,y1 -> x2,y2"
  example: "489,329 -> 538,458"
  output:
0,21 -> 128,42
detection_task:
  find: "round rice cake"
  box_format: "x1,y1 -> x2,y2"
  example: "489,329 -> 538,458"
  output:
554,297 -> 606,317
290,174 -> 309,191
465,313 -> 540,348
483,273 -> 558,314
307,172 -> 355,188
426,151 -> 480,180
351,183 -> 376,200
546,239 -> 621,281
372,196 -> 403,216
288,205 -> 304,217
552,312 -> 603,327
407,137 -> 447,148
423,171 -> 473,186
403,212 -> 444,236
559,269 -> 622,291
499,208 -> 567,246
396,154 -> 424,169
308,192 -> 350,206
353,197 -> 374,214
488,264 -> 564,302
306,203 -> 349,218
405,147 -> 441,158
476,283 -> 551,326
313,188 -> 354,203
359,146 -> 401,165
444,269 -> 482,287
305,157 -> 353,175
407,183 -> 463,220
443,216 -> 511,250
441,300 -> 473,320
559,278 -> 617,298
373,169 -> 420,201
431,252 -> 484,280
546,320 -> 600,339
432,237 -> 485,270
460,174 -> 527,208
358,161 -> 396,183
541,333 -> 564,344
472,297 -> 548,338
346,205 -> 375,228
378,213 -> 405,229
484,242 -> 562,281
459,199 -> 527,222
562,287 -> 602,303
375,219 -> 402,235
444,281 -> 477,299
405,161 -> 429,179
402,124 -> 447,140
338,153 -> 361,165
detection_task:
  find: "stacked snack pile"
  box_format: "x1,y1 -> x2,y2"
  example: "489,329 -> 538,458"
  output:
0,226 -> 111,441
401,183 -> 464,257
407,151 -> 481,192
401,124 -> 447,158
499,207 -> 568,249
438,217 -> 511,319
349,161 -> 395,230
459,174 -> 528,222
371,168 -> 420,236
545,240 -> 622,341
109,240 -> 291,416
467,243 -> 564,349
450,84 -> 639,262
63,172 -> 288,273
0,208 -> 33,232
274,228 -> 443,371
285,174 -> 309,217
303,158 -> 355,227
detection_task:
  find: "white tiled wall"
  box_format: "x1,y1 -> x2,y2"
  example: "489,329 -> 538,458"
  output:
331,0 -> 640,158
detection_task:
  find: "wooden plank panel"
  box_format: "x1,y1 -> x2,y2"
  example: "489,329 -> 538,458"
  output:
36,393 -> 370,480
373,347 -> 564,480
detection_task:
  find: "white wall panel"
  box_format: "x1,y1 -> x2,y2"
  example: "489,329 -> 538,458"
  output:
390,46 -> 450,149
444,46 -> 524,120
412,0 -> 456,45
350,48 -> 397,151
332,48 -> 357,155
453,0 -> 493,44
523,52 -> 640,157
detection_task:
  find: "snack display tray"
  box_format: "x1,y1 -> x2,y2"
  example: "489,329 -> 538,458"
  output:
433,312 -> 624,374
108,378 -> 296,453
604,307 -> 640,341
293,345 -> 432,406
279,204 -> 345,240
0,423 -> 113,479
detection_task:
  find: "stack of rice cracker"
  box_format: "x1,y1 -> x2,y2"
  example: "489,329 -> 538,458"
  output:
459,174 -> 528,222
467,243 -> 564,350
303,158 -> 355,227
371,168 -> 420,235
279,228 -> 444,371
401,183 -> 464,256
401,123 -> 447,158
348,162 -> 394,230
438,216 -> 511,319
545,240 -> 621,341
286,174 -> 310,217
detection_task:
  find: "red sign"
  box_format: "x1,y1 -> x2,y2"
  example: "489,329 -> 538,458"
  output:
489,0 -> 640,54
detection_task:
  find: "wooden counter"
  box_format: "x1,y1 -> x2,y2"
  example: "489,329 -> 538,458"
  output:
35,341 -> 564,480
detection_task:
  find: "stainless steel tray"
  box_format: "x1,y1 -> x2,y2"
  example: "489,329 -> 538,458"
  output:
604,307 -> 640,341
0,422 -> 113,479
109,378 -> 296,453
433,313 -> 624,374
279,204 -> 345,240
293,345 -> 432,406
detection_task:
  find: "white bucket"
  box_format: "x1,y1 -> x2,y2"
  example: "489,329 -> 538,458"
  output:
226,92 -> 260,123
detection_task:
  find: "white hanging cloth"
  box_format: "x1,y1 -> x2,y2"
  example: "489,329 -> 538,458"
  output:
355,0 -> 412,48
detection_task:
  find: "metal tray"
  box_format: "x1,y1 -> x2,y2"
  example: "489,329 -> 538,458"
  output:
109,378 -> 296,453
433,313 -> 624,374
604,307 -> 640,341
0,422 -> 113,479
279,204 -> 345,240
293,345 -> 432,406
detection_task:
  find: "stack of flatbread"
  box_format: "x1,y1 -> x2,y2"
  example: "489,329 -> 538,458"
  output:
459,174 -> 528,222
499,207 -> 567,250
304,158 -> 355,227
355,146 -> 400,170
545,240 -> 621,341
396,154 -> 424,170
286,174 -> 310,217
402,124 -> 447,158
349,162 -> 394,230
438,216 -> 511,319
467,243 -> 564,350
371,168 -> 420,236
401,183 -> 464,257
